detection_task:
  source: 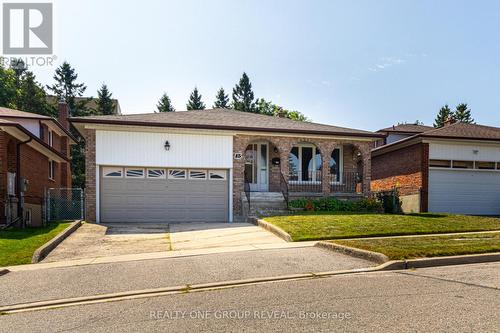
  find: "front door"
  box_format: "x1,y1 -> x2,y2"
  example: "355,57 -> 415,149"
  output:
244,143 -> 269,191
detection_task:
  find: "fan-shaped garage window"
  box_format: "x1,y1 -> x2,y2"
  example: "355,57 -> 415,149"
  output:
103,167 -> 123,178
147,169 -> 166,179
125,168 -> 145,178
168,169 -> 186,179
209,170 -> 226,180
189,170 -> 207,180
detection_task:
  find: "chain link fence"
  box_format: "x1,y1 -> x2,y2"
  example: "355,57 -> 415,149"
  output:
45,188 -> 84,222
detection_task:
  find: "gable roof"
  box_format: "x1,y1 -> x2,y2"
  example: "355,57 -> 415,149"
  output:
378,123 -> 434,134
70,108 -> 382,138
0,106 -> 77,143
373,122 -> 500,155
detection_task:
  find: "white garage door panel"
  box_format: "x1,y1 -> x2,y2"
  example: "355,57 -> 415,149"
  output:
429,169 -> 500,215
100,170 -> 228,223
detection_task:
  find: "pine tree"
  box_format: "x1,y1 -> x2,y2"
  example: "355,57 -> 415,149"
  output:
232,72 -> 255,112
454,103 -> 474,124
47,61 -> 88,116
17,71 -> 55,117
47,62 -> 89,188
186,87 -> 206,110
434,104 -> 452,128
157,93 -> 175,112
96,84 -> 115,115
0,64 -> 18,108
213,87 -> 229,108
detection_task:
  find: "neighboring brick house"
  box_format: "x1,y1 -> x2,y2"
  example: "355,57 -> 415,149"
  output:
70,109 -> 383,223
372,122 -> 500,215
0,103 -> 75,226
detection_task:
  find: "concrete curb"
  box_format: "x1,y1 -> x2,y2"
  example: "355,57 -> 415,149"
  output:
315,241 -> 389,264
401,252 -> 500,269
31,220 -> 83,264
316,241 -> 500,270
249,218 -> 293,242
0,269 -> 9,276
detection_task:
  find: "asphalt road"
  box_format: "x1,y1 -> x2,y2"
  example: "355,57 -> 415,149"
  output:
1,262 -> 498,332
0,247 -> 372,306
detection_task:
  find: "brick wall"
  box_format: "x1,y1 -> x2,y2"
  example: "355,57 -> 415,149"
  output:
233,135 -> 373,216
371,142 -> 429,211
84,129 -> 96,223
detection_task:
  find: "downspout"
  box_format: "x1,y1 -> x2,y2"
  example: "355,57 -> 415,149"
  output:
16,137 -> 32,228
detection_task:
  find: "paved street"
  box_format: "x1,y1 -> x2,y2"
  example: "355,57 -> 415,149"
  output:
0,246 -> 372,306
0,262 -> 498,332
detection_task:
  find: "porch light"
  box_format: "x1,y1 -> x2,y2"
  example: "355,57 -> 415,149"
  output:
164,141 -> 171,151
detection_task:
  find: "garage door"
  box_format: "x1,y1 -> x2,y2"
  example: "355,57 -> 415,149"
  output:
429,169 -> 500,215
100,167 -> 228,223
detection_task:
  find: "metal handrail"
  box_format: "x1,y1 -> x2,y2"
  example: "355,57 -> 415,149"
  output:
244,171 -> 251,215
280,172 -> 289,208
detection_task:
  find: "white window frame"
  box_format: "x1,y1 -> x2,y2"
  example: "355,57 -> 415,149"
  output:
103,167 -> 123,178
289,144 -> 322,184
189,170 -> 207,180
429,159 -> 500,172
125,168 -> 145,178
48,160 -> 55,180
147,168 -> 166,179
209,170 -> 226,180
48,130 -> 53,147
168,169 -> 187,179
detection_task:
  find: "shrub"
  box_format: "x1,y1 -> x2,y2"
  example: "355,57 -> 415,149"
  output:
288,197 -> 383,213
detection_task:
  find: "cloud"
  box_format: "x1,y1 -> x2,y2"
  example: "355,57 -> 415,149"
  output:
368,56 -> 406,72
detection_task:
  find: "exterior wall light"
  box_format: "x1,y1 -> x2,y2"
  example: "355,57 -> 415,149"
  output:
164,141 -> 171,151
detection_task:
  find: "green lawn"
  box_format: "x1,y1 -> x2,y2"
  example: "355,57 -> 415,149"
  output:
332,232 -> 500,260
264,212 -> 500,241
0,221 -> 72,267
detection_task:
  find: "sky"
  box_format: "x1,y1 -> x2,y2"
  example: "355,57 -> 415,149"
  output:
24,0 -> 500,131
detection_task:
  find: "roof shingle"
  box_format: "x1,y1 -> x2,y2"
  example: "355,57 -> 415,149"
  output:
70,108 -> 381,137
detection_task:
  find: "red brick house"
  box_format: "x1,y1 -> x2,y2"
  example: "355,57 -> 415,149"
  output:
0,102 -> 75,227
70,109 -> 383,223
372,122 -> 500,215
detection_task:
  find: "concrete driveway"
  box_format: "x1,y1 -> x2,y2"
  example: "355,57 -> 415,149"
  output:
42,222 -> 286,263
169,222 -> 285,250
43,223 -> 170,262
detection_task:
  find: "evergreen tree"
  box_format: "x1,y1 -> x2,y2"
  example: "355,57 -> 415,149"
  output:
213,87 -> 229,108
434,104 -> 452,128
186,87 -> 206,110
232,72 -> 255,112
0,64 -> 17,108
47,62 -> 89,188
454,103 -> 474,123
17,71 -> 55,117
156,93 -> 175,112
47,61 -> 88,116
96,84 -> 115,115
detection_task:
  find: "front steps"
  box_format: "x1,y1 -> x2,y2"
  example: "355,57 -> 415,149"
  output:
241,192 -> 289,218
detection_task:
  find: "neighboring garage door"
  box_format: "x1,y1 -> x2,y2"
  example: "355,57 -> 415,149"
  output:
429,169 -> 500,215
100,167 -> 228,223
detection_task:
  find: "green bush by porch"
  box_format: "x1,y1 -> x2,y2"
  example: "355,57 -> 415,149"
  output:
0,221 -> 72,267
289,197 -> 384,213
332,232 -> 500,260
263,213 -> 500,241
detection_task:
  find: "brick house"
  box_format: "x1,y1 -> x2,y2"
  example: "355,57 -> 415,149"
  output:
70,109 -> 383,223
0,103 -> 75,227
372,122 -> 500,215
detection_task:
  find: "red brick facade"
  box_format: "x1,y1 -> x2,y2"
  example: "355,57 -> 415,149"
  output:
371,142 -> 429,212
0,111 -> 72,226
233,135 -> 373,215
